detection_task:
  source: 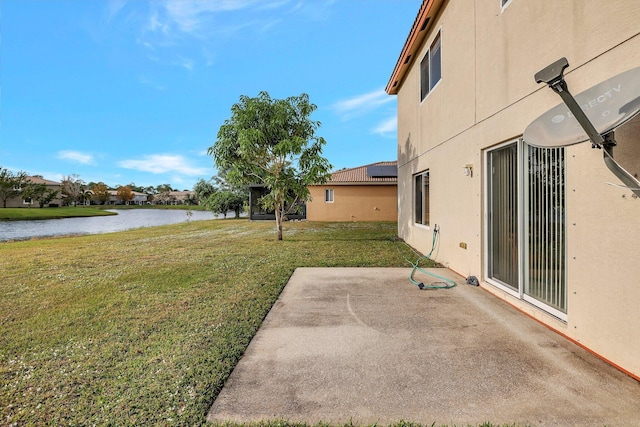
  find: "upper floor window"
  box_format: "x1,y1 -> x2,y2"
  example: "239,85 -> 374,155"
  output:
420,30 -> 441,101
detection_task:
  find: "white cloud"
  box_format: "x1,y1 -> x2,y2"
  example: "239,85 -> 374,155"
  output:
372,116 -> 397,137
119,154 -> 209,176
137,75 -> 166,91
105,0 -> 330,74
137,38 -> 155,50
332,90 -> 395,120
287,0 -> 336,21
57,150 -> 95,165
107,0 -> 128,21
106,0 -> 328,73
148,8 -> 170,35
163,0 -> 261,33
175,54 -> 195,70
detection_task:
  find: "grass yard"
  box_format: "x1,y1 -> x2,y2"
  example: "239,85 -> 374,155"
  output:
0,207 -> 117,220
1,220 -> 436,426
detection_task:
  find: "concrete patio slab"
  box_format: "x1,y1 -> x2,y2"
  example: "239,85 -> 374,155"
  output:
208,267 -> 640,426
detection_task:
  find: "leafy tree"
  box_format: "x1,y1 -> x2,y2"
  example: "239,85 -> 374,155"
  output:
183,192 -> 199,205
0,167 -> 28,208
205,190 -> 245,219
143,186 -> 157,204
156,184 -> 174,193
41,188 -> 60,207
154,190 -> 171,205
213,174 -> 249,203
208,91 -> 332,240
92,182 -> 111,205
116,185 -> 135,205
61,174 -> 85,206
22,182 -> 59,208
20,180 -> 36,208
79,186 -> 92,206
127,182 -> 145,193
153,184 -> 174,205
193,179 -> 216,203
213,175 -> 248,217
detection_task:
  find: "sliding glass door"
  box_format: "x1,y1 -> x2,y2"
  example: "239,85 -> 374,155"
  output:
487,140 -> 567,318
524,145 -> 566,314
488,143 -> 520,290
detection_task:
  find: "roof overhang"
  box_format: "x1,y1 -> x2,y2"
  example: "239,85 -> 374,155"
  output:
311,182 -> 397,187
385,0 -> 445,95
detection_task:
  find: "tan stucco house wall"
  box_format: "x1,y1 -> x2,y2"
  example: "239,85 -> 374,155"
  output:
5,176 -> 63,208
307,161 -> 398,222
307,184 -> 397,222
388,0 -> 640,378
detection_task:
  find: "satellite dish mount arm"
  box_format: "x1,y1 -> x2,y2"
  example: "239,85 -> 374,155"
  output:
535,57 -> 640,197
535,58 -> 605,149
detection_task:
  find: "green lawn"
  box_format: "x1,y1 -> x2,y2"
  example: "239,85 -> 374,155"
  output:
0,206 -> 117,220
1,220 -> 446,426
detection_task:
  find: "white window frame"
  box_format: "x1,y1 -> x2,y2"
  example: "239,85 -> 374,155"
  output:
413,170 -> 430,228
324,188 -> 334,203
484,140 -> 522,300
420,30 -> 442,102
484,139 -> 567,321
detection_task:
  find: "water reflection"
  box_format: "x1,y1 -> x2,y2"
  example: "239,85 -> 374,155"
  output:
0,209 -> 222,242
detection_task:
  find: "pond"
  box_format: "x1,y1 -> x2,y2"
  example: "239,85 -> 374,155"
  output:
0,209 -> 225,242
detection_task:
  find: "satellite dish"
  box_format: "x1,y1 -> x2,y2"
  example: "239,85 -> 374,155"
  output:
524,66 -> 640,148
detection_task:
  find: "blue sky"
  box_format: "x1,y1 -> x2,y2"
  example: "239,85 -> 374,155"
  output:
1,0 -> 419,190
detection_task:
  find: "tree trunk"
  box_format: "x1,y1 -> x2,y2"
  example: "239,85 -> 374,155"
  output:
275,209 -> 283,241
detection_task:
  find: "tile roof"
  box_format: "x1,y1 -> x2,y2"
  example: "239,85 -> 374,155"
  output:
327,161 -> 397,184
27,176 -> 60,186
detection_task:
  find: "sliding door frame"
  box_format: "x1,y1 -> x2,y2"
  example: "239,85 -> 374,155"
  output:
484,138 -> 568,321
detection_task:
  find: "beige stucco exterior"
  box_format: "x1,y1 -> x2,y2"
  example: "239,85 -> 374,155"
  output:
307,184 -> 397,222
391,0 -> 640,378
5,176 -> 63,208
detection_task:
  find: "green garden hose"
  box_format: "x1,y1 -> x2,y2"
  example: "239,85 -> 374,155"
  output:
402,226 -> 456,290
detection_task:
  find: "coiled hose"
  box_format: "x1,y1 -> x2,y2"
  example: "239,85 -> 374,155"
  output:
400,226 -> 456,290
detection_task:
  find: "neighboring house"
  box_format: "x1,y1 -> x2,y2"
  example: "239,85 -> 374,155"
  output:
5,176 -> 63,208
387,0 -> 640,378
306,161 -> 398,222
132,192 -> 148,205
106,190 -> 149,205
106,190 -> 120,205
168,191 -> 195,205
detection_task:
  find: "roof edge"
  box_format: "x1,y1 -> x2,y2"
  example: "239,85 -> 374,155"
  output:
331,160 -> 397,175
311,182 -> 396,187
385,0 -> 445,95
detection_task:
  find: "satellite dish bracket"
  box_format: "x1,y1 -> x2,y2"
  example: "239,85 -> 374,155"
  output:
535,58 -> 640,197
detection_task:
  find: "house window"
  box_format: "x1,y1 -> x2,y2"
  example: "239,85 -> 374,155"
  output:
486,140 -> 566,319
420,31 -> 442,101
325,188 -> 334,203
414,171 -> 429,226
